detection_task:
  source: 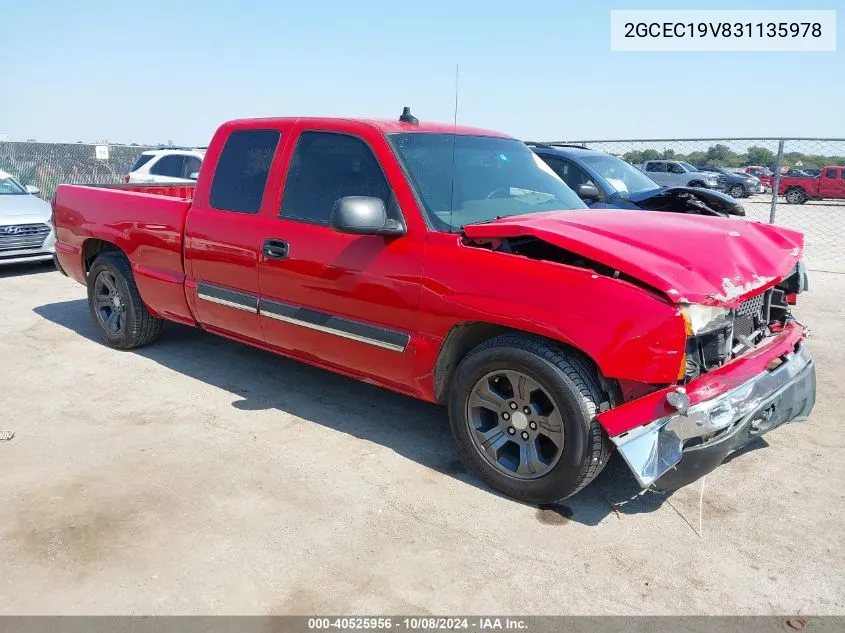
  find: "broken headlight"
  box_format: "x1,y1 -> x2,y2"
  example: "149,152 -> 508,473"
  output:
680,304 -> 734,382
680,304 -> 731,335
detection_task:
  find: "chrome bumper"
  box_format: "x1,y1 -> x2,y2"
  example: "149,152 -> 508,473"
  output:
611,344 -> 815,488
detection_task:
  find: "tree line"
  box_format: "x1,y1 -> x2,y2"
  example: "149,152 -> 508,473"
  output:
618,144 -> 845,169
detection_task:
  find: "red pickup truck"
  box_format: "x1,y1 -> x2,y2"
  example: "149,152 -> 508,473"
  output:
778,165 -> 845,203
53,114 -> 816,503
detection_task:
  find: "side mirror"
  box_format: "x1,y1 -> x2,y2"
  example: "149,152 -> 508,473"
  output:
25,185 -> 40,195
330,196 -> 405,237
188,172 -> 199,180
576,183 -> 601,202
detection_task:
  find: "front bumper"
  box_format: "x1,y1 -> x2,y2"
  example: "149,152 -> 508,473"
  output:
610,343 -> 815,490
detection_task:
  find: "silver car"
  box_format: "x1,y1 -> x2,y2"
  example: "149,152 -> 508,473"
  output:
0,170 -> 56,266
640,160 -> 725,191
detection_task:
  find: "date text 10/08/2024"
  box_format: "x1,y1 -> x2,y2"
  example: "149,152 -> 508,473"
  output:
307,618 -> 528,630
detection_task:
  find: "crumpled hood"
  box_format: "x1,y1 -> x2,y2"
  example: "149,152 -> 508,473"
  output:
0,194 -> 52,225
463,209 -> 804,306
627,186 -> 744,216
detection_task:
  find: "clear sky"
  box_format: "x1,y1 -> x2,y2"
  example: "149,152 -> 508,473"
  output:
1,0 -> 842,145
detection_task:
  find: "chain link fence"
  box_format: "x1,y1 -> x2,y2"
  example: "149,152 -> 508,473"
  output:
551,137 -> 845,273
0,141 -> 158,202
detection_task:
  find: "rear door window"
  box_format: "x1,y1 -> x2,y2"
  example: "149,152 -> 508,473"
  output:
645,162 -> 666,172
151,155 -> 186,178
209,129 -> 281,214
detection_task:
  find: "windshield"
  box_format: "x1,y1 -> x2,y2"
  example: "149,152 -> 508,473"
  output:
579,154 -> 660,195
679,162 -> 699,172
0,172 -> 27,195
389,134 -> 586,230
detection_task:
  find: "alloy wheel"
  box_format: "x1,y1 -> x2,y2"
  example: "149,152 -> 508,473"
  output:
93,270 -> 126,334
466,370 -> 565,480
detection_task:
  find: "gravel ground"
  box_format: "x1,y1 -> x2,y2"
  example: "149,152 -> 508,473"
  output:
1,262 -> 843,615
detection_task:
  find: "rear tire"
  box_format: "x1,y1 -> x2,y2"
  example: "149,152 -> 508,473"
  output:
785,188 -> 806,204
448,334 -> 612,504
87,252 -> 163,349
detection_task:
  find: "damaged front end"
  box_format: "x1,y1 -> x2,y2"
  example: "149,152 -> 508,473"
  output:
461,210 -> 815,490
601,262 -> 815,490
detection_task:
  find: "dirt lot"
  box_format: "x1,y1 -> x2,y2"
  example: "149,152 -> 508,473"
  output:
1,262 -> 843,615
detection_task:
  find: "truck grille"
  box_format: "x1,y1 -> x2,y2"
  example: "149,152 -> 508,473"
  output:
0,223 -> 51,252
735,292 -> 766,339
685,289 -> 773,380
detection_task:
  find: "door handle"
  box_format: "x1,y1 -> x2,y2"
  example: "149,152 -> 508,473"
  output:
263,239 -> 289,260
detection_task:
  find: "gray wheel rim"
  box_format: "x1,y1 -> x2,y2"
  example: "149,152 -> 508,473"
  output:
93,270 -> 126,334
730,185 -> 743,198
466,370 -> 565,480
787,190 -> 801,203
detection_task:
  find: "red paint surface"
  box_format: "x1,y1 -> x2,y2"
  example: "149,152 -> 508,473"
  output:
54,116 -> 808,437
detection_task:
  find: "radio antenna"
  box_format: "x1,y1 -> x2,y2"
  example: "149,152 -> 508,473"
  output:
449,63 -> 459,232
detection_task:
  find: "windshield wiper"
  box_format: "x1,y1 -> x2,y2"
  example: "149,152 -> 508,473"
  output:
461,215 -> 508,228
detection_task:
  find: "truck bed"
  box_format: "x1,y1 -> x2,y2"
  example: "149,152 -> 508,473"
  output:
53,184 -> 194,323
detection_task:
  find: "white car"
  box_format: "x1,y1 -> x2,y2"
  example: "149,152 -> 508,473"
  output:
0,170 -> 56,266
125,148 -> 205,184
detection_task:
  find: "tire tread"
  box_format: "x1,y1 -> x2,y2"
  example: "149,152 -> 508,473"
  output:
452,334 -> 612,502
89,252 -> 162,349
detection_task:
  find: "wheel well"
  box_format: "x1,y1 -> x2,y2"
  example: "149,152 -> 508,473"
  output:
688,180 -> 704,187
432,322 -> 617,405
82,239 -> 123,275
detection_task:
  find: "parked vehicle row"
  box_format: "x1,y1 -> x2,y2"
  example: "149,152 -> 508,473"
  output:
51,110 -> 815,504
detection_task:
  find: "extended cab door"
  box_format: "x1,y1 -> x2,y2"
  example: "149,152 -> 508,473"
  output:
819,167 -> 845,199
256,123 -> 425,393
183,126 -> 286,343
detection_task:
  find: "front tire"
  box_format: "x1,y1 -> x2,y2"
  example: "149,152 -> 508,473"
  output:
448,335 -> 612,504
87,252 -> 163,349
729,184 -> 746,198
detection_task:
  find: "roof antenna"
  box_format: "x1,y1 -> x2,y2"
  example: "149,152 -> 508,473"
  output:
448,63 -> 459,233
399,106 -> 418,125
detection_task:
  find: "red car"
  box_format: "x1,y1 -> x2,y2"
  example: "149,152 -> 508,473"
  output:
778,165 -> 845,204
52,113 -> 816,503
742,166 -> 773,190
